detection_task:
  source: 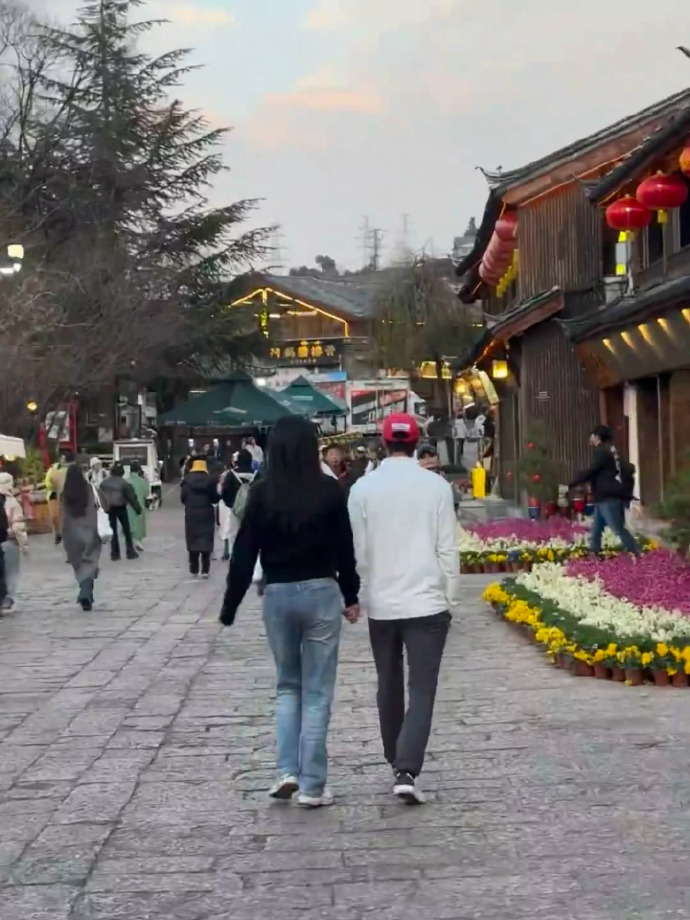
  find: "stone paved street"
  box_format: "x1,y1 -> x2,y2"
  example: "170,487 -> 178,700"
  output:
2,505 -> 690,919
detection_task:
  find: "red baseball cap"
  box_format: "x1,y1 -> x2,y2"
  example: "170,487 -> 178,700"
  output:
381,412 -> 420,445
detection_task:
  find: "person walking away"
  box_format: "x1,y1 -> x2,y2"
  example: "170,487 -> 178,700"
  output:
0,489 -> 9,611
127,461 -> 149,552
348,413 -> 461,805
181,456 -> 220,577
61,465 -> 102,611
0,473 -> 28,611
220,449 -> 255,561
220,415 -> 360,808
45,452 -> 73,545
570,424 -> 640,556
243,435 -> 264,470
87,456 -> 106,490
100,463 -> 142,561
348,446 -> 369,485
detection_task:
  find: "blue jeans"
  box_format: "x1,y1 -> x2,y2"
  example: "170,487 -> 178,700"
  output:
262,578 -> 343,796
590,499 -> 640,555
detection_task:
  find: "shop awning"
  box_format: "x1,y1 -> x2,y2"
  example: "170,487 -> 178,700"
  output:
0,434 -> 25,458
158,371 -> 294,428
279,376 -> 346,416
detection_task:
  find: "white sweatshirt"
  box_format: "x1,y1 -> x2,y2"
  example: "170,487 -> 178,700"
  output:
348,457 -> 461,620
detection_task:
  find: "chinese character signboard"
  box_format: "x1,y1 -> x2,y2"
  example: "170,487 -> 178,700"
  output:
269,339 -> 343,367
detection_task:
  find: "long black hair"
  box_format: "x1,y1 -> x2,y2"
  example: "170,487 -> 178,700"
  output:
62,464 -> 90,518
262,415 -> 331,532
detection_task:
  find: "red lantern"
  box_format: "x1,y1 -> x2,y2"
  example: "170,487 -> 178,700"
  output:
636,171 -> 688,224
479,262 -> 501,285
605,195 -> 651,234
526,441 -> 534,450
506,470 -> 513,480
532,473 -> 542,483
679,147 -> 690,178
495,211 -> 518,242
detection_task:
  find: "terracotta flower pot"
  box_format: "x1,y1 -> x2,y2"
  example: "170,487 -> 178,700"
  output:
625,668 -> 644,686
611,666 -> 626,682
652,669 -> 670,687
593,662 -> 610,680
671,672 -> 689,688
573,660 -> 594,678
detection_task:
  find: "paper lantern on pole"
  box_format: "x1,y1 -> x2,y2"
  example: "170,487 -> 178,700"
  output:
636,171 -> 688,224
605,195 -> 652,241
679,146 -> 690,178
495,211 -> 518,242
491,359 -> 508,379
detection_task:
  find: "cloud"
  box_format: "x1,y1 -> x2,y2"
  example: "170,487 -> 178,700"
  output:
149,2 -> 236,29
303,0 -> 347,31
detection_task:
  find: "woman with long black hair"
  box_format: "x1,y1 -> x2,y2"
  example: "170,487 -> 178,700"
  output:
62,465 -> 102,611
220,415 -> 360,808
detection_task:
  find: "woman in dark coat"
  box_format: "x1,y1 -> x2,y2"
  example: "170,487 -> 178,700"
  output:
181,457 -> 220,577
61,465 -> 102,611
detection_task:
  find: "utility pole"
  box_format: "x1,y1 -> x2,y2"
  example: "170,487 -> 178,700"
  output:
371,227 -> 383,271
358,216 -> 371,270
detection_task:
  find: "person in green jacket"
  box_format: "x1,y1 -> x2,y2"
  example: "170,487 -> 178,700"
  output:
127,462 -> 149,551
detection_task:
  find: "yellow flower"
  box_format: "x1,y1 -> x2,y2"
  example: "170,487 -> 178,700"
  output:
641,652 -> 653,667
656,643 -> 669,657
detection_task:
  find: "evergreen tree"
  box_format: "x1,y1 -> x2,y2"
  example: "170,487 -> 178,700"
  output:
37,0 -> 270,376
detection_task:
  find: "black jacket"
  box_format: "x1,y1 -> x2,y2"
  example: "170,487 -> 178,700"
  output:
570,444 -> 631,503
221,475 -> 359,625
100,475 -> 142,513
181,471 -> 220,553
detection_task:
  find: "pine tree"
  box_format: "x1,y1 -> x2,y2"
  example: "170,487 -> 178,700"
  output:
37,0 -> 270,376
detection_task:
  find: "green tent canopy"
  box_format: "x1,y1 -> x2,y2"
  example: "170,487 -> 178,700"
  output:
158,371 -> 294,427
279,375 -> 345,417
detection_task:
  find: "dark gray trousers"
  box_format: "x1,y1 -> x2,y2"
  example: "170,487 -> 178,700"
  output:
368,611 -> 451,777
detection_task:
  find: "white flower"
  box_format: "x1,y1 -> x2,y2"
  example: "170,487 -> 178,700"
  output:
517,563 -> 690,643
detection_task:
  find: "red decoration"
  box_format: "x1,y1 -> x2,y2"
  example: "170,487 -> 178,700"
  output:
495,211 -> 518,242
605,195 -> 651,232
636,171 -> 688,221
479,262 -> 502,285
526,441 -> 534,450
532,473 -> 542,483
680,147 -> 690,178
506,470 -> 513,480
573,497 -> 586,515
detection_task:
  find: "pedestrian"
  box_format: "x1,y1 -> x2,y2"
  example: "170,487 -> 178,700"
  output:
87,456 -> 106,490
219,449 -> 255,561
348,412 -> 461,805
61,465 -> 102,611
0,493 -> 7,611
181,456 -> 220,577
569,424 -> 640,556
220,415 -> 360,808
100,462 -> 142,561
0,473 -> 28,612
348,445 -> 369,485
45,451 -> 73,545
243,435 -> 264,469
127,461 -> 149,552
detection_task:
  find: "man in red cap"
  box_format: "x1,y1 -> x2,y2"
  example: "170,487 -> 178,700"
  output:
348,412 -> 460,804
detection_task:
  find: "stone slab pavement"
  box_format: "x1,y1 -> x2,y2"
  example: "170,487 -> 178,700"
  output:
1,504 -> 690,919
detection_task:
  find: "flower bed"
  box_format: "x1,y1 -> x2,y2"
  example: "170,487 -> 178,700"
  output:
458,519 -> 648,574
484,553 -> 690,686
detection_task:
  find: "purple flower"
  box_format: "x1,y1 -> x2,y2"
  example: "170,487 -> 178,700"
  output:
467,518 -> 587,545
566,551 -> 690,615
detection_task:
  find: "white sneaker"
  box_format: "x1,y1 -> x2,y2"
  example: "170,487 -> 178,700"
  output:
268,775 -> 299,801
393,771 -> 425,805
297,787 -> 334,808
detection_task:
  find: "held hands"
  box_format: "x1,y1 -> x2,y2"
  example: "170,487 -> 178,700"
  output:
344,604 -> 361,624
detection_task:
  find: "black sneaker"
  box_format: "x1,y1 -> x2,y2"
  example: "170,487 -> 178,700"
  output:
126,549 -> 139,560
393,771 -> 425,805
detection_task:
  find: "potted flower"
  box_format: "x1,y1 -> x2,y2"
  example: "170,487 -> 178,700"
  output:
572,648 -> 594,678
650,643 -> 672,686
590,647 -> 610,681
617,646 -> 645,686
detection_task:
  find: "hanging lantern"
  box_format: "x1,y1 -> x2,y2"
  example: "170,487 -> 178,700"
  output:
495,211 -> 518,242
491,359 -> 508,379
605,195 -> 651,241
679,146 -> 690,178
636,171 -> 688,224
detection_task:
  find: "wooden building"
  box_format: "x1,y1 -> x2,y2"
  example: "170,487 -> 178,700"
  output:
562,101 -> 690,507
454,88 -> 690,499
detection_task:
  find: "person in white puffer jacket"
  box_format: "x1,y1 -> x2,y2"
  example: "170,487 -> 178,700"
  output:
0,473 -> 28,611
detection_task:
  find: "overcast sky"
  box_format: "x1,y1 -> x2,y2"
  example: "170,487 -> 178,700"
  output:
24,0 -> 690,271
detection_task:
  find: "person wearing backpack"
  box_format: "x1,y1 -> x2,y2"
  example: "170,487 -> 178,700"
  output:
569,424 -> 640,556
219,449 -> 256,561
